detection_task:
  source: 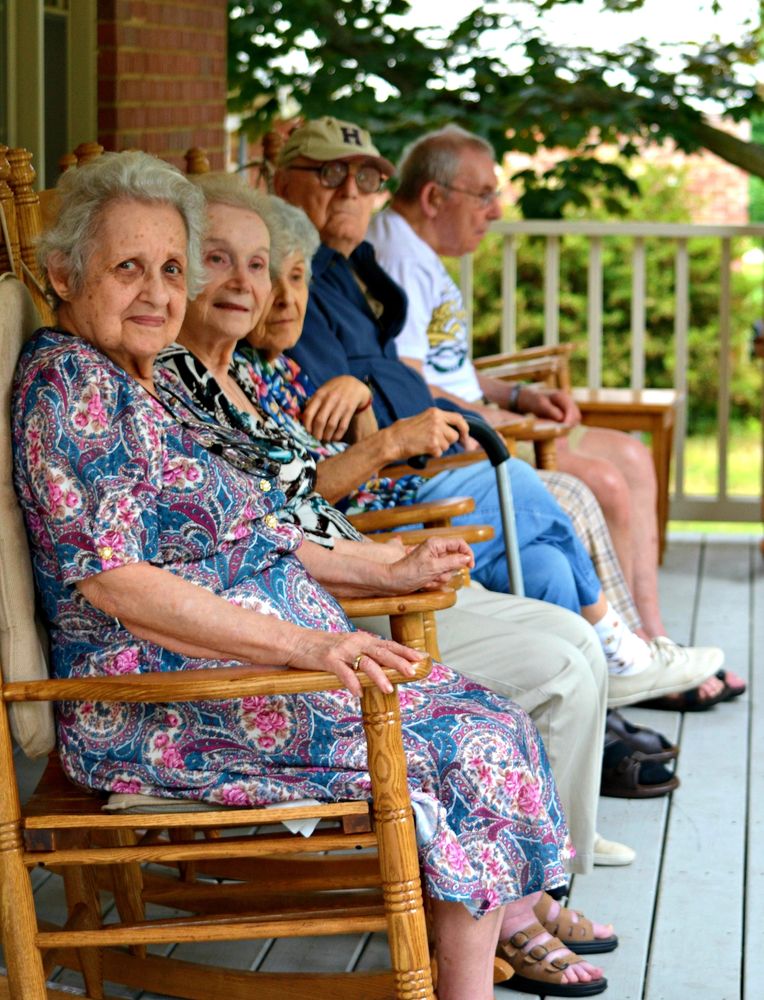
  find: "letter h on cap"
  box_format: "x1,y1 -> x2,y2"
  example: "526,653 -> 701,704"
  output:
340,126 -> 363,147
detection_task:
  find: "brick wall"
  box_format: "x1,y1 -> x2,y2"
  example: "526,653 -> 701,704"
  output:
639,137 -> 750,225
97,0 -> 228,170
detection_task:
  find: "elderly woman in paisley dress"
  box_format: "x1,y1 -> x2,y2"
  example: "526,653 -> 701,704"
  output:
12,152 -> 606,999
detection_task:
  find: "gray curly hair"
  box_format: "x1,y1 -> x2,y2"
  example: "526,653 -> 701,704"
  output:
191,174 -> 319,280
37,151 -> 207,305
260,195 -> 320,280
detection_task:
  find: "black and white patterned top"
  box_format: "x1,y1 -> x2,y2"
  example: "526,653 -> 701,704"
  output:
155,344 -> 363,547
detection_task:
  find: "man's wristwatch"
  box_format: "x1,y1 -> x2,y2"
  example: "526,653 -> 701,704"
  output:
507,383 -> 524,412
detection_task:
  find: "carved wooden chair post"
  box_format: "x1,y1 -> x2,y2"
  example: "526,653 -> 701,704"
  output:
0,146 -> 20,276
184,147 -> 211,175
5,148 -> 54,326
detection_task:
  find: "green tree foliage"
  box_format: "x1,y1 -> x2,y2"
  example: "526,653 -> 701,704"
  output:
749,114 -> 764,221
459,165 -> 762,431
228,0 -> 764,217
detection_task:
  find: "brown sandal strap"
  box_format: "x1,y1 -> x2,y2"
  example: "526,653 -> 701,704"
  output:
497,920 -> 584,986
534,891 -> 595,943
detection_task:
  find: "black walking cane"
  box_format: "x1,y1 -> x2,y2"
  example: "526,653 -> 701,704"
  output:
407,413 -> 525,596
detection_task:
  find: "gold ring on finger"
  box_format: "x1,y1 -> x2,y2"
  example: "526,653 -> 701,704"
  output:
352,653 -> 364,672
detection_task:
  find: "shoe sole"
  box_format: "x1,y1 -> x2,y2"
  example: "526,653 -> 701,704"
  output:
636,692 -> 725,712
557,935 -> 618,955
606,659 -> 723,708
600,776 -> 679,799
593,854 -> 635,866
499,972 -> 608,996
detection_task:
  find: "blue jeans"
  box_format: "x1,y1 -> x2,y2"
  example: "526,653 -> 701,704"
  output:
414,458 -> 602,614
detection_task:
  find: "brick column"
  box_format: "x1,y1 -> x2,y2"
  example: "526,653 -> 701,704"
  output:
97,0 -> 228,170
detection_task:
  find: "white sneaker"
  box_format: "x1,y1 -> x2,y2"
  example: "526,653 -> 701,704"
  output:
593,833 -> 636,866
607,637 -> 723,709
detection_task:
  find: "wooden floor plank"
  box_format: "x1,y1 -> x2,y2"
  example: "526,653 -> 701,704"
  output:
568,711 -> 680,1000
744,541 -> 764,1000
5,536 -> 758,1000
13,746 -> 48,805
0,977 -> 120,999
259,933 -> 368,974
647,541 -> 751,999
656,537 -> 703,642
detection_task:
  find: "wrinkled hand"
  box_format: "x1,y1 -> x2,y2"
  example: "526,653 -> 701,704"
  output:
386,536 -> 474,593
283,628 -> 424,696
364,537 -> 409,564
518,386 -> 581,426
301,376 -> 372,441
391,408 -> 470,461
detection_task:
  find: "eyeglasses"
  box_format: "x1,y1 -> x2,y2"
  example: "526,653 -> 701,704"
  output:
441,183 -> 501,209
288,160 -> 385,194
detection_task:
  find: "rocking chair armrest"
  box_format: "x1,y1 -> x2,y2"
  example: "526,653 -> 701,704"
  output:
347,495 -> 474,531
473,343 -> 576,392
339,587 -> 457,619
473,342 -> 577,370
366,524 -> 494,546
2,656 -> 434,704
501,419 -> 571,443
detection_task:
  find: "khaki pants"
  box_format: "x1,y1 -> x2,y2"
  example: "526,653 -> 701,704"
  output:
352,581 -> 607,875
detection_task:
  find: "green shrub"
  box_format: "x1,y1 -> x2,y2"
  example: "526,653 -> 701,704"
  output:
749,116 -> 764,223
453,164 -> 762,433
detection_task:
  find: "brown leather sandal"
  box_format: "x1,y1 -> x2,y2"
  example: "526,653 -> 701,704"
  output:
496,920 -> 608,997
534,891 -> 618,954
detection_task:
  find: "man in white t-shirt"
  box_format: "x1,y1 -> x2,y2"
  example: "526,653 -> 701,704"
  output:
369,205 -> 485,400
368,188 -> 486,402
367,127 -> 737,705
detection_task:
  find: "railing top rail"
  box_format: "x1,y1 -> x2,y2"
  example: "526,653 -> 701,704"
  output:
488,220 -> 764,239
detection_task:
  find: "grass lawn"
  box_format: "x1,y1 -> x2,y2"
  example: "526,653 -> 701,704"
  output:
671,424 -> 762,534
669,520 -> 761,534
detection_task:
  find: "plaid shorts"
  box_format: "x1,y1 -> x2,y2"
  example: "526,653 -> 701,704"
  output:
539,470 -> 641,631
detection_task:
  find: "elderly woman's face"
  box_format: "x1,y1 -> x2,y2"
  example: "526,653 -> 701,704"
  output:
247,250 -> 309,361
50,200 -> 188,377
182,203 -> 271,350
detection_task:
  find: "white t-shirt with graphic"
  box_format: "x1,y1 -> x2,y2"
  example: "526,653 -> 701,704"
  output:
367,208 -> 483,402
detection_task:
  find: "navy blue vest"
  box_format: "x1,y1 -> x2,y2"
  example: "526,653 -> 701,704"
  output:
288,241 -> 468,429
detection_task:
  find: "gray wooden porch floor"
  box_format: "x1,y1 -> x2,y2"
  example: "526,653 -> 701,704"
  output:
5,533 -> 763,999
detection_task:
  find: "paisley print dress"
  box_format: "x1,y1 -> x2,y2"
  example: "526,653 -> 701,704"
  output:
12,329 -> 572,915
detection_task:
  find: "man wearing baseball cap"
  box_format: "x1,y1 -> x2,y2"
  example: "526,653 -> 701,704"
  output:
276,116 -> 395,260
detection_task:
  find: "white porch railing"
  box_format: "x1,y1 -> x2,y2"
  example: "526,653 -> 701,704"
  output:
460,219 -> 764,523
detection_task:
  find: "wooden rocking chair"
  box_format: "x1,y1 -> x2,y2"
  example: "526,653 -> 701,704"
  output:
0,273 -> 447,999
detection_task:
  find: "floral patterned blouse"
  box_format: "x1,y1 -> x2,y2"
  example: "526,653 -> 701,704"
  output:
233,346 -> 424,513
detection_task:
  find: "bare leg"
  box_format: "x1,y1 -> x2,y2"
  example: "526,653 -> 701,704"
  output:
559,429 -> 663,635
581,590 -> 608,624
430,898 -> 503,1000
556,436 -> 635,593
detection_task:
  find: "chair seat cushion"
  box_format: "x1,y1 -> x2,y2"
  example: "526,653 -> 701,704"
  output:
0,275 -> 54,758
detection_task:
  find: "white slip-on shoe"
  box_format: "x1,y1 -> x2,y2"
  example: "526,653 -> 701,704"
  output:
593,833 -> 636,867
607,637 -> 723,709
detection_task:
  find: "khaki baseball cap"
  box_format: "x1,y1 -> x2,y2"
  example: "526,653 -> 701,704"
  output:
278,116 -> 395,176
